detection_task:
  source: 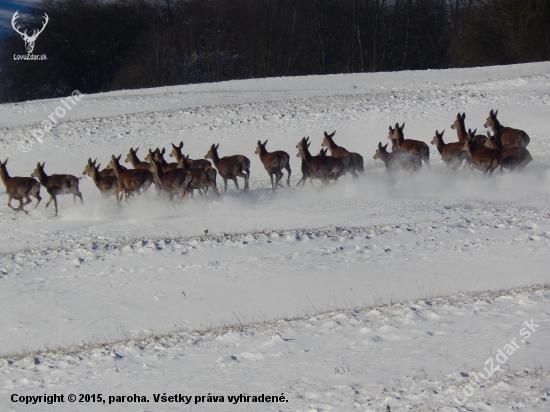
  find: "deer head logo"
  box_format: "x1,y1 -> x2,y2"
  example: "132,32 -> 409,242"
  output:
11,11 -> 49,54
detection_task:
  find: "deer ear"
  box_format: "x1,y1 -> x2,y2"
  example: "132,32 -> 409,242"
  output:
473,128 -> 477,135
179,142 -> 183,148
435,130 -> 439,135
263,139 -> 268,146
42,162 -> 45,167
135,147 -> 139,152
97,163 -> 101,169
394,123 -> 399,128
215,143 -> 219,149
2,158 -> 7,165
257,140 -> 261,146
161,148 -> 165,155
378,142 -> 382,148
401,122 -> 405,129
389,126 -> 393,131
307,142 -> 311,148
489,109 -> 494,116
462,113 -> 466,119
116,154 -> 121,160
383,143 -> 388,149
186,154 -> 189,159
324,131 -> 328,137
441,129 -> 445,135
494,109 -> 498,116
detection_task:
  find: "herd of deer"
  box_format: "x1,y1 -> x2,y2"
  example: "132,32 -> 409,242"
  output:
0,109 -> 532,214
374,109 -> 532,174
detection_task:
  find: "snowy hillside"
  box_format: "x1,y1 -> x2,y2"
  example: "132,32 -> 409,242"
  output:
0,62 -> 549,411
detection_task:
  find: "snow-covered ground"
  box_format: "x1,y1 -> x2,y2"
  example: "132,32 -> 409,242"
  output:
0,62 -> 549,410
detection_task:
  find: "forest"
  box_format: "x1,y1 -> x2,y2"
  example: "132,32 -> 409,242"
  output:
0,0 -> 549,103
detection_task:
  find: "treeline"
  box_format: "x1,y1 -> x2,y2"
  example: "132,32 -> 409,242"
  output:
1,0 -> 549,103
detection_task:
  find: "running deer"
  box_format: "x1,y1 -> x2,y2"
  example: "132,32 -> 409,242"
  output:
296,140 -> 344,187
169,142 -> 212,169
430,129 -> 469,171
321,131 -> 364,177
484,109 -> 530,148
124,147 -> 150,170
87,158 -> 126,177
451,113 -> 487,150
177,156 -> 220,199
461,136 -> 502,175
373,142 -> 421,173
31,162 -> 83,215
295,137 -> 311,187
0,158 -> 41,213
83,159 -> 120,199
254,140 -> 291,191
204,144 -> 250,193
153,147 -> 178,172
108,154 -> 153,202
148,157 -> 190,201
388,123 -> 430,166
483,132 -> 532,171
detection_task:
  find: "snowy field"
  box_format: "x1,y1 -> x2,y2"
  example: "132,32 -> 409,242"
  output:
0,62 -> 549,411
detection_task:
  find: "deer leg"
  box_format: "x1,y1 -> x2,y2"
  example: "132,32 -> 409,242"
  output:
7,195 -> 20,211
231,176 -> 240,190
222,178 -> 228,194
33,192 -> 41,208
269,173 -> 275,191
209,182 -> 220,198
275,171 -> 285,188
284,165 -> 291,187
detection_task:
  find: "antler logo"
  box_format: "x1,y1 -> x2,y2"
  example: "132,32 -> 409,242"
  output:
11,11 -> 49,54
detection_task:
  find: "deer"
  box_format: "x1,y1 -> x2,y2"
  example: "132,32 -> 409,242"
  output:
484,109 -> 530,148
321,131 -> 364,177
169,142 -> 212,169
430,129 -> 469,171
204,144 -> 250,193
0,158 -> 41,213
450,112 -> 487,150
124,147 -> 150,170
177,156 -> 220,199
254,140 -> 291,191
388,123 -> 430,166
373,142 -> 421,173
30,162 -> 83,215
296,139 -> 344,187
295,137 -> 312,187
461,136 -> 502,175
83,158 -> 121,199
108,154 -> 153,202
86,158 -> 125,177
152,147 -> 178,172
483,132 -> 532,171
11,11 -> 49,54
147,157 -> 191,202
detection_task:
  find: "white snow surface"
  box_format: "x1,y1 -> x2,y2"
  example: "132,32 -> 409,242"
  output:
0,62 -> 549,410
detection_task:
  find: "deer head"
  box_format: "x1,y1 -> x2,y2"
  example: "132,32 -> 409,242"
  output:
12,11 -> 49,54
